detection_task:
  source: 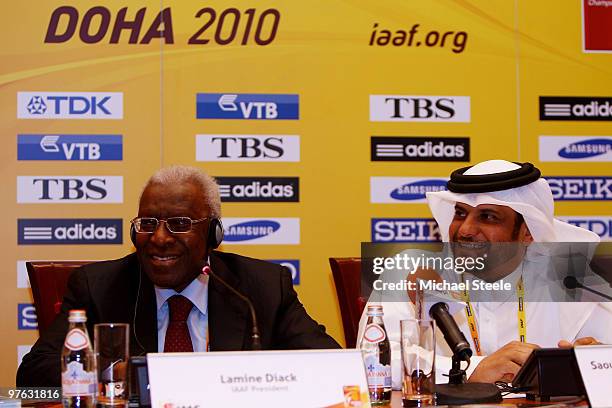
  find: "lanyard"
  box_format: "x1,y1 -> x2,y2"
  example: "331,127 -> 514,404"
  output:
462,276 -> 526,356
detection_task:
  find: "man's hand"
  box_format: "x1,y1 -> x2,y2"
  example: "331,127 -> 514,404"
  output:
558,337 -> 601,348
468,341 -> 540,383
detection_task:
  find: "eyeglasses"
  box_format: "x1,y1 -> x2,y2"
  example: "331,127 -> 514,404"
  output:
131,217 -> 209,234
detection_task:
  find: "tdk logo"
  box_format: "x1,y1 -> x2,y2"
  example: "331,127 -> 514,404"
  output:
216,177 -> 299,202
268,260 -> 301,285
371,177 -> 448,203
371,137 -> 469,162
17,92 -> 123,119
545,177 -> 612,201
18,304 -> 37,330
539,136 -> 612,162
558,217 -> 612,241
196,93 -> 299,120
540,97 -> 612,121
372,218 -> 441,242
18,134 -> 122,161
222,218 -> 300,245
18,219 -> 122,245
17,176 -> 123,203
196,135 -> 300,162
370,95 -> 470,122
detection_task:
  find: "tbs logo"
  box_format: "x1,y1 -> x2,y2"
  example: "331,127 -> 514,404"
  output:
540,97 -> 612,121
196,93 -> 299,120
372,218 -> 441,242
222,218 -> 300,245
559,217 -> 612,241
18,134 -> 122,161
217,177 -> 299,202
268,260 -> 300,285
196,135 -> 300,162
18,304 -> 37,330
17,176 -> 123,203
371,177 -> 447,203
545,177 -> 612,201
17,92 -> 123,119
539,136 -> 612,162
370,95 -> 470,122
18,219 -> 123,245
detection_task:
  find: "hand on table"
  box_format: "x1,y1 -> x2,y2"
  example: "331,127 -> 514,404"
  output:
558,336 -> 601,348
467,340 -> 540,383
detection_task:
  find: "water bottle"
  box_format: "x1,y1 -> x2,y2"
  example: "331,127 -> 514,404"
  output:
61,310 -> 97,408
360,304 -> 392,405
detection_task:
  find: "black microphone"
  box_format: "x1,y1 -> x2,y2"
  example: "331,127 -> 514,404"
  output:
202,265 -> 262,350
563,276 -> 612,301
429,302 -> 472,363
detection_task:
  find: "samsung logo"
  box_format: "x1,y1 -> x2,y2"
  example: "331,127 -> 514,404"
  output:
372,218 -> 441,242
18,219 -> 123,245
18,304 -> 37,330
540,97 -> 612,121
17,176 -> 123,203
222,218 -> 300,245
196,93 -> 299,120
371,177 -> 447,203
267,260 -> 301,285
539,136 -> 612,162
18,134 -> 122,161
545,177 -> 612,200
558,216 -> 612,241
216,177 -> 299,202
17,92 -> 123,119
370,95 -> 470,122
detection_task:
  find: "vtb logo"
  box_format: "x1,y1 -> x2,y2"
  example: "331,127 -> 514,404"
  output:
18,134 -> 123,161
17,176 -> 123,203
370,95 -> 470,122
17,92 -> 123,119
196,93 -> 299,120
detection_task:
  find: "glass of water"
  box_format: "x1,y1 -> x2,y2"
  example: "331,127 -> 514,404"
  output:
94,323 -> 129,407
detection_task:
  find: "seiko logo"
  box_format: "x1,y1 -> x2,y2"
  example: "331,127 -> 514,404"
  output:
216,177 -> 299,202
371,137 -> 469,162
545,177 -> 612,200
371,177 -> 448,203
18,304 -> 37,330
267,260 -> 301,285
370,95 -> 470,122
540,97 -> 612,121
18,134 -> 122,161
559,216 -> 612,241
196,135 -> 300,162
222,218 -> 300,245
372,218 -> 441,242
17,176 -> 123,203
17,92 -> 123,119
18,219 -> 123,245
196,93 -> 299,120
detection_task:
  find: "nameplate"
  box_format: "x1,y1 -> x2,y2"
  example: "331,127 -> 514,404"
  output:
147,349 -> 369,408
574,345 -> 612,408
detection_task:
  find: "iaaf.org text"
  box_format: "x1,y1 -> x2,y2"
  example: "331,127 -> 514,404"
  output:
372,253 -> 485,274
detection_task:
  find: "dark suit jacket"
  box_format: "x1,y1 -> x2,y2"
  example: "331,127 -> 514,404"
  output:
17,251 -> 340,386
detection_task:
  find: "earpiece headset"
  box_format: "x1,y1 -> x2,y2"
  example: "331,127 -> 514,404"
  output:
130,217 -> 224,249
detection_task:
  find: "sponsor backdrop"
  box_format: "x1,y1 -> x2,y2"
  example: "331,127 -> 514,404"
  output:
1,0 -> 611,385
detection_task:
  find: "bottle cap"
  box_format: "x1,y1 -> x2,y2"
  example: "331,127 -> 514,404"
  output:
68,309 -> 87,323
366,304 -> 384,316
